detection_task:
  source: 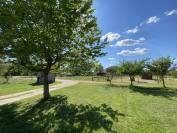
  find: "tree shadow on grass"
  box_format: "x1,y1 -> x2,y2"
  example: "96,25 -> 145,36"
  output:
104,84 -> 129,91
29,82 -> 55,86
104,84 -> 177,99
1,81 -> 8,84
0,95 -> 124,133
29,82 -> 43,86
108,84 -> 129,88
130,86 -> 177,99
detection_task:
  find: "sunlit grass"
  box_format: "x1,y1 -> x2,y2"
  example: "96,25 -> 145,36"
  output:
0,82 -> 177,132
0,77 -> 60,96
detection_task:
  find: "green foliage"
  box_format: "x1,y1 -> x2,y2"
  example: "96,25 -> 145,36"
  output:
147,57 -> 172,77
147,57 -> 172,88
106,66 -> 118,76
0,61 -> 34,78
106,66 -> 119,84
63,60 -> 99,76
0,61 -> 12,82
94,62 -> 104,74
119,60 -> 145,86
1,0 -> 106,71
0,0 -> 106,99
0,61 -> 8,76
168,69 -> 177,78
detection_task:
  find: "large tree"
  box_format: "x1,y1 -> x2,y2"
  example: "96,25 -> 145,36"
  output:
147,57 -> 172,88
119,60 -> 145,86
0,0 -> 106,99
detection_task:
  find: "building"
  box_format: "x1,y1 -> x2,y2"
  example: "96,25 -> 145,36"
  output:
141,72 -> 152,80
37,72 -> 55,84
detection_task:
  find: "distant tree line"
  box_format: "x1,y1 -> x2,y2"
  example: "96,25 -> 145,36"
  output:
0,61 -> 36,76
105,57 -> 175,88
57,60 -> 104,76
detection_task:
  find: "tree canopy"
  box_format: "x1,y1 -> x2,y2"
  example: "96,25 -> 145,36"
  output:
0,0 -> 106,99
119,60 -> 145,86
105,66 -> 118,85
147,57 -> 172,88
106,66 -> 118,76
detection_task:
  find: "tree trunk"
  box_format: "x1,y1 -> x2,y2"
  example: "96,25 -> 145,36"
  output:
109,80 -> 112,85
161,76 -> 166,88
130,79 -> 133,86
120,75 -> 123,83
43,71 -> 50,100
129,76 -> 133,86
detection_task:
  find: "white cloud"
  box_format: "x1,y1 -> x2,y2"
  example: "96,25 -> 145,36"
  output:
108,58 -> 115,61
146,16 -> 160,24
115,37 -> 145,47
101,32 -> 120,42
165,9 -> 177,16
108,64 -> 113,67
173,59 -> 177,64
140,16 -> 160,26
127,26 -> 139,34
110,44 -> 114,47
117,48 -> 149,56
139,37 -> 145,41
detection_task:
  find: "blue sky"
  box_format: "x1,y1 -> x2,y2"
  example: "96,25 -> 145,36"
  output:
93,0 -> 177,68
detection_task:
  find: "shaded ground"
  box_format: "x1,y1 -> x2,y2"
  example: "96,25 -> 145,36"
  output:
130,85 -> 177,99
0,95 -> 122,133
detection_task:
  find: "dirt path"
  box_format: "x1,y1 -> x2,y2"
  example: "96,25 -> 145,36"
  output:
0,80 -> 79,106
0,78 -> 157,106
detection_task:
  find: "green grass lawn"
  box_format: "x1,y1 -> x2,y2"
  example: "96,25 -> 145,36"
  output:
0,82 -> 177,133
57,75 -> 122,82
57,76 -> 96,81
0,77 -> 60,96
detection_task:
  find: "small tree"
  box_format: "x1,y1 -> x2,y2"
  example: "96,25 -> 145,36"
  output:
106,66 -> 118,84
168,69 -> 177,79
168,63 -> 177,80
147,57 -> 172,88
119,60 -> 145,86
117,66 -> 124,82
0,61 -> 11,82
1,0 -> 106,100
95,63 -> 104,74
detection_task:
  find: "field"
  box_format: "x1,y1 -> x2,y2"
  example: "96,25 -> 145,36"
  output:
0,77 -> 60,96
58,76 -> 177,88
0,77 -> 177,133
